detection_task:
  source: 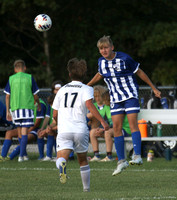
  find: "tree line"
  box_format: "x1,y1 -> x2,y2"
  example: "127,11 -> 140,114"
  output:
1,0 -> 177,88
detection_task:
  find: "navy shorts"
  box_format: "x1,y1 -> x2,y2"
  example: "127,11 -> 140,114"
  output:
110,98 -> 140,115
14,118 -> 34,128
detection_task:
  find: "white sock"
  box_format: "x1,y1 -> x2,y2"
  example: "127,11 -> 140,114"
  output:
80,165 -> 90,190
56,157 -> 66,169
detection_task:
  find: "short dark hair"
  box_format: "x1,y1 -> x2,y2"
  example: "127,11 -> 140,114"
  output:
67,58 -> 87,81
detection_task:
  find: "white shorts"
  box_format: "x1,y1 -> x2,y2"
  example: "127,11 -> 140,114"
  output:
56,132 -> 89,153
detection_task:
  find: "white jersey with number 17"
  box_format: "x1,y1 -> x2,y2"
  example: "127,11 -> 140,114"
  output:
52,81 -> 94,134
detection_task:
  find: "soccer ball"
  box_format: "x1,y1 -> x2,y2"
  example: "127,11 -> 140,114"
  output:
34,14 -> 52,32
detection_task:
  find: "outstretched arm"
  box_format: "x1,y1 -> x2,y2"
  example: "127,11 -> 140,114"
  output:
136,68 -> 161,98
87,73 -> 103,86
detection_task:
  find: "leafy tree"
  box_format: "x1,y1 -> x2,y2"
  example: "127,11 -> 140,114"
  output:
1,0 -> 177,88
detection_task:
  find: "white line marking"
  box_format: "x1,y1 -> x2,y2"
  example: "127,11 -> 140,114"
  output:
0,167 -> 177,172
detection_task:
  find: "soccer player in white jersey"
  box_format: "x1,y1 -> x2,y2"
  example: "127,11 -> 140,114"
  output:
87,36 -> 161,176
52,58 -> 109,191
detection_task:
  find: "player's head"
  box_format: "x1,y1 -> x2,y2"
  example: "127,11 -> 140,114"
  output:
67,58 -> 87,81
97,35 -> 113,49
51,80 -> 63,94
93,85 -> 107,105
97,36 -> 115,60
13,59 -> 26,72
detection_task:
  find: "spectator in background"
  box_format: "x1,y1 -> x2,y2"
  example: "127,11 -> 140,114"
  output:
37,81 -> 63,161
0,98 -> 46,161
88,85 -> 114,162
4,59 -> 41,162
0,100 -> 14,133
38,94 -> 57,160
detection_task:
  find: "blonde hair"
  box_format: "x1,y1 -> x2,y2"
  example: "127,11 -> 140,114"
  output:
102,90 -> 110,106
13,59 -> 25,69
97,35 -> 113,48
93,85 -> 107,97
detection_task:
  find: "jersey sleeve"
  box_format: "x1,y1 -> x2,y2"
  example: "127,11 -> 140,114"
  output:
36,102 -> 46,119
125,54 -> 140,74
45,104 -> 51,117
98,58 -> 103,76
83,86 -> 94,102
31,76 -> 40,95
52,91 -> 60,110
4,80 -> 10,95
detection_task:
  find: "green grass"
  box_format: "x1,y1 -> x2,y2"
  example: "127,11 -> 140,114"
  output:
0,154 -> 177,200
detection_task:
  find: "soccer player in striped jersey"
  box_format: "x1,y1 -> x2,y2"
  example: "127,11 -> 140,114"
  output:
87,36 -> 161,176
4,59 -> 41,162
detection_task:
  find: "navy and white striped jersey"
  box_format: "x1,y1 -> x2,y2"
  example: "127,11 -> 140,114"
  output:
98,51 -> 140,103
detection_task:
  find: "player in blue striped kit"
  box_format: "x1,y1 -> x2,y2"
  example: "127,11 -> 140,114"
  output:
88,36 -> 161,176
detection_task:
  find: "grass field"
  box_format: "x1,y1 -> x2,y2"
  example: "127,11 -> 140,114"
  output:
0,153 -> 177,200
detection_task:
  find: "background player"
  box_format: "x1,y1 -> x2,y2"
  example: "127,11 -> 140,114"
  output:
4,59 -> 41,162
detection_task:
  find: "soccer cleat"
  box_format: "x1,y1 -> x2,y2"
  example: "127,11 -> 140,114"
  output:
0,156 -> 10,162
129,155 -> 143,165
41,156 -> 52,161
112,159 -> 129,176
89,156 -> 101,162
5,156 -> 10,161
100,156 -> 114,162
59,161 -> 67,184
23,156 -> 29,161
50,157 -> 57,162
18,156 -> 24,162
38,157 -> 44,161
0,156 -> 5,162
83,188 -> 90,192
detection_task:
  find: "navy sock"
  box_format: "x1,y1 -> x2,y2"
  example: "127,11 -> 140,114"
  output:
1,139 -> 12,157
9,145 -> 20,160
107,152 -> 112,159
132,131 -> 141,155
94,151 -> 100,158
46,135 -> 54,158
114,136 -> 125,161
20,135 -> 28,157
69,151 -> 74,158
37,138 -> 45,159
18,137 -> 21,143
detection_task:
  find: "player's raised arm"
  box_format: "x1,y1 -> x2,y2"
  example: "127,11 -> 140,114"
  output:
87,72 -> 103,86
85,99 -> 109,131
136,68 -> 161,98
